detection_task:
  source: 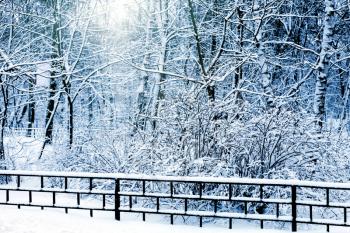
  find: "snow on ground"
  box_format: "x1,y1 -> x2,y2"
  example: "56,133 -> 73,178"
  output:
0,206 -> 348,233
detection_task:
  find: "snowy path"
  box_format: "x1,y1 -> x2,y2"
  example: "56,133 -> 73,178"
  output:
0,206 -> 348,233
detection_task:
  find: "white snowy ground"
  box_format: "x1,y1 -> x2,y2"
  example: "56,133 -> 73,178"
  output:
0,206 -> 348,233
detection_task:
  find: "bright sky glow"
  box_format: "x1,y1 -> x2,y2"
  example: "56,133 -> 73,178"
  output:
109,0 -> 131,21
103,0 -> 137,24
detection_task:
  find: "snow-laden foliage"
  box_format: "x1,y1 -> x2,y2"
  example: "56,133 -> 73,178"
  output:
1,0 -> 350,227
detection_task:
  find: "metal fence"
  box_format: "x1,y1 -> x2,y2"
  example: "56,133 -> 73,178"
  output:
0,170 -> 349,232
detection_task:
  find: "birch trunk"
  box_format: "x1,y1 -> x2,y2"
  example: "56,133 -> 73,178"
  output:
151,37 -> 167,130
136,5 -> 153,130
151,0 -> 168,130
313,0 -> 335,130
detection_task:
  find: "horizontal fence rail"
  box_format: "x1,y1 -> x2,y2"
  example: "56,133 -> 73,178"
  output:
0,170 -> 349,232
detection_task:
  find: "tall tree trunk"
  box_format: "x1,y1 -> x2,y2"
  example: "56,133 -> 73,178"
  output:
39,91 -> 61,159
260,56 -> 274,108
0,0 -> 13,166
45,78 -> 57,144
187,0 -> 215,104
27,77 -> 36,137
233,6 -> 244,109
63,79 -> 74,147
254,5 -> 274,109
88,88 -> 93,125
151,41 -> 167,130
44,0 -> 61,144
26,0 -> 35,137
136,73 -> 149,130
0,77 -> 9,163
68,96 -> 74,147
313,0 -> 335,130
151,0 -> 168,130
136,5 -> 152,131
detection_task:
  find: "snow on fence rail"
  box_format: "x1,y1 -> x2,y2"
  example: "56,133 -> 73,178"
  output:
0,170 -> 349,232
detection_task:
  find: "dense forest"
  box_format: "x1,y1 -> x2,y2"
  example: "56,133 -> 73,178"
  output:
1,0 -> 350,182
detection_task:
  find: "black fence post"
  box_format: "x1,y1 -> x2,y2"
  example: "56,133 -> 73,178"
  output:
291,185 -> 297,232
115,179 -> 120,221
17,175 -> 20,188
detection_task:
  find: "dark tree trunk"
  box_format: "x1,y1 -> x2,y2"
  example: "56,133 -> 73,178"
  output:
68,96 -> 74,147
88,88 -> 93,125
137,75 -> 149,130
27,77 -> 36,137
0,76 -> 8,168
44,0 -> 61,145
44,78 -> 57,144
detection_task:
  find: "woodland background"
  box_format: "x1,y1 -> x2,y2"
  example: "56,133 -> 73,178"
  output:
0,0 -> 350,184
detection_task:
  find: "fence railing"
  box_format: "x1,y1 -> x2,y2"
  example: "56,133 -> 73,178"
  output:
0,170 -> 349,232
